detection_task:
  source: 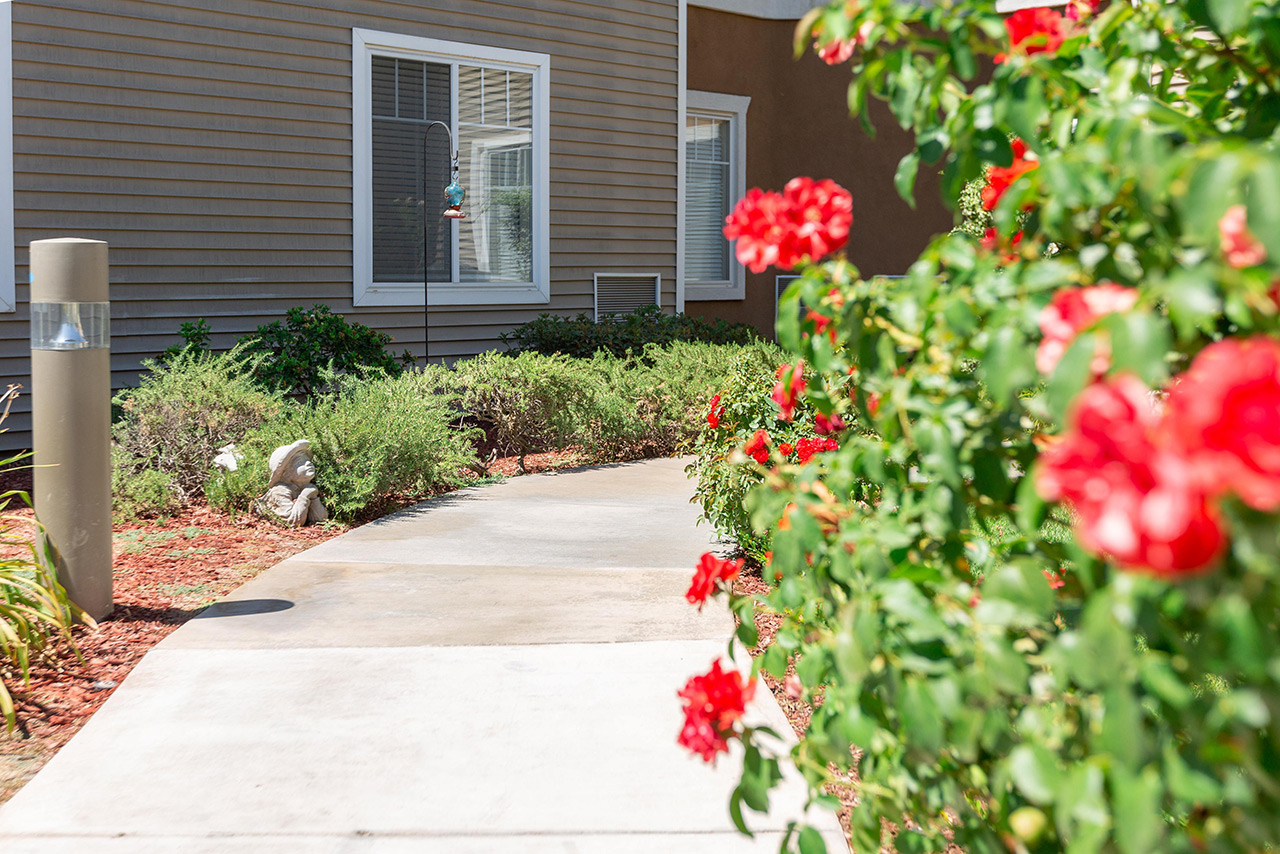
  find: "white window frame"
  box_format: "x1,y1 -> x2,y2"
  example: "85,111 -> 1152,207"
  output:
351,28 -> 550,308
683,90 -> 749,302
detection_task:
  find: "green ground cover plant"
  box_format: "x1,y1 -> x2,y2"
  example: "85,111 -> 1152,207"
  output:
679,1 -> 1280,852
112,346 -> 283,504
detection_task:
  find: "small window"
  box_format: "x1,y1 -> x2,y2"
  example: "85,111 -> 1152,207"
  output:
684,91 -> 749,301
353,30 -> 550,307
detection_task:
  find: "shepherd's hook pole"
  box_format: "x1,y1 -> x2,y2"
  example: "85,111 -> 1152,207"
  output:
423,120 -> 462,365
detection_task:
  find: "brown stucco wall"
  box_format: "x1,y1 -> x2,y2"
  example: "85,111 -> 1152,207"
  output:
685,6 -> 955,334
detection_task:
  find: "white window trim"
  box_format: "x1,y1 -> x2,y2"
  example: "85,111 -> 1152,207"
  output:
683,89 -> 749,302
0,2 -> 13,314
351,28 -> 550,308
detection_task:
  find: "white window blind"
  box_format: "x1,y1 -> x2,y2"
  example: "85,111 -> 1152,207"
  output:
685,114 -> 731,282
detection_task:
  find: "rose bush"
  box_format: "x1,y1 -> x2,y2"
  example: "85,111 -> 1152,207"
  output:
682,0 -> 1280,852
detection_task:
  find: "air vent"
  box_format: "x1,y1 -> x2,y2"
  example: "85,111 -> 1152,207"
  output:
594,273 -> 661,321
775,275 -> 802,306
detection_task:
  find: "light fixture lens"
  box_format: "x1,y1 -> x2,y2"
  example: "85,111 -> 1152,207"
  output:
31,302 -> 110,350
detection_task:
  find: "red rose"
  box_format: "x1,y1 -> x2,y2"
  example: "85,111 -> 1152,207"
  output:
1037,376 -> 1225,576
724,178 -> 853,272
1165,336 -> 1280,511
981,227 -> 1024,263
706,393 -> 724,429
1219,205 -> 1267,269
783,177 -> 853,265
795,436 -> 838,464
779,442 -> 794,456
815,20 -> 872,65
723,188 -> 790,273
686,552 -> 744,609
677,660 -> 756,763
995,7 -> 1065,64
1036,283 -> 1139,374
744,429 -> 771,464
981,138 -> 1038,212
814,412 -> 845,436
772,362 -> 806,421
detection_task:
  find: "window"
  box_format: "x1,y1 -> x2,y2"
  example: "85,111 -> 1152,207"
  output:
352,30 -> 550,307
684,90 -> 749,301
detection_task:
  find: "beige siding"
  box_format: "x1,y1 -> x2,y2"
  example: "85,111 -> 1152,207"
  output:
2,0 -> 680,446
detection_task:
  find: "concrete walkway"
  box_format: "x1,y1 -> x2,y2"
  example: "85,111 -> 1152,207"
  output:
0,458 -> 845,852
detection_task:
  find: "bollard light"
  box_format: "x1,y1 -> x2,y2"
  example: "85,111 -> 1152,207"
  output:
30,238 -> 113,621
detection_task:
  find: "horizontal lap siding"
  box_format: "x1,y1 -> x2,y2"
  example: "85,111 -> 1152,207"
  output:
1,0 -> 679,447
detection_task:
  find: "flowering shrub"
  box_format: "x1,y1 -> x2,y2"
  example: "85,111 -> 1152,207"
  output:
683,0 -> 1280,851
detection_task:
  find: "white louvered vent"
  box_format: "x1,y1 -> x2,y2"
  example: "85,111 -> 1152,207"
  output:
594,273 -> 661,321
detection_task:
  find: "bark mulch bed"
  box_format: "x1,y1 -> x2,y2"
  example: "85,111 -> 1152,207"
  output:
0,448 -> 581,807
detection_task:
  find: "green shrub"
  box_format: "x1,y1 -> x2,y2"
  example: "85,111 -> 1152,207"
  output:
158,317 -> 212,363
113,347 -> 283,501
608,341 -> 787,460
447,351 -> 593,471
111,448 -> 180,521
240,304 -> 409,397
207,368 -> 479,523
498,305 -> 759,359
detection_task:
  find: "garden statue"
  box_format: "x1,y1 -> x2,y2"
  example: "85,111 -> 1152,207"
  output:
212,443 -> 242,472
257,439 -> 328,527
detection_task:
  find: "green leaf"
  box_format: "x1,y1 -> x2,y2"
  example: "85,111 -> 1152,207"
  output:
1008,743 -> 1059,805
895,151 -> 921,208
762,641 -> 789,680
1101,311 -> 1171,386
1139,658 -> 1193,709
1097,686 -> 1142,767
1246,156 -> 1280,261
797,825 -> 828,854
900,676 -> 945,754
1109,765 -> 1164,854
1015,467 -> 1049,533
1056,761 -> 1109,842
729,786 -> 753,836
1205,0 -> 1253,32
973,449 -> 1013,503
1155,267 -> 1222,341
796,647 -> 827,686
948,28 -> 976,79
1179,152 -> 1244,243
976,561 -> 1055,627
1163,742 -> 1222,804
1003,74 -> 1045,143
1046,332 -> 1098,424
981,325 -> 1036,405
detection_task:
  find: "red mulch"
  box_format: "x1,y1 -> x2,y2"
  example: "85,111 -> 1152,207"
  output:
0,448 -> 581,806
